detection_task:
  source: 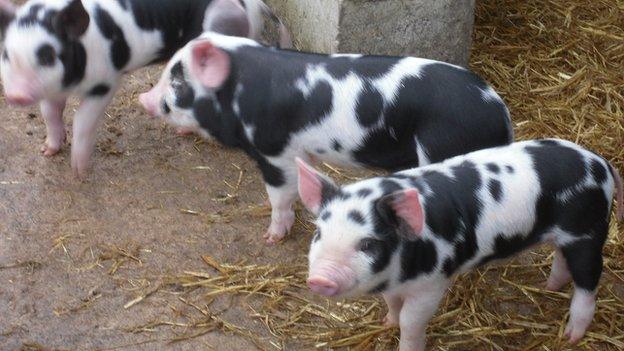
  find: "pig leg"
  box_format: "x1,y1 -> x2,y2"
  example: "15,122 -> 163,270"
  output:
382,293 -> 403,327
258,158 -> 298,244
560,240 -> 604,344
398,280 -> 448,351
71,91 -> 116,178
263,183 -> 297,244
40,98 -> 67,156
545,249 -> 572,291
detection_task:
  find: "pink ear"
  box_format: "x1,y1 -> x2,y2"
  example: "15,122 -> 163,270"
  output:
389,189 -> 424,238
296,158 -> 324,215
189,39 -> 231,89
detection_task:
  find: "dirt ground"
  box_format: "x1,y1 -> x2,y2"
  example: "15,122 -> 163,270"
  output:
0,63 -> 322,350
1,1 -> 623,351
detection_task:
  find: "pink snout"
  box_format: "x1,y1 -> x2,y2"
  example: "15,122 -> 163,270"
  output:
139,91 -> 160,117
5,92 -> 37,106
307,276 -> 339,297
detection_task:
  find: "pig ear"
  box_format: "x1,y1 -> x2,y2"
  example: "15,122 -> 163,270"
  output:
204,0 -> 250,38
297,158 -> 338,216
376,188 -> 424,240
189,39 -> 231,89
54,0 -> 90,39
0,0 -> 16,37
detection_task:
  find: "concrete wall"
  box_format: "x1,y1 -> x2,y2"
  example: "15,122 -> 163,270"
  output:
266,0 -> 475,67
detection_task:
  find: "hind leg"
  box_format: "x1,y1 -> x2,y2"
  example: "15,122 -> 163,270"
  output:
545,249 -> 572,291
560,240 -> 604,344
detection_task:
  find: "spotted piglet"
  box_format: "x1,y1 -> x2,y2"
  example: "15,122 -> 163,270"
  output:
298,139 -> 623,351
139,32 -> 514,244
0,0 -> 290,177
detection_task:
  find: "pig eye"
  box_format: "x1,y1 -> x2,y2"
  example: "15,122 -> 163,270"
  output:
36,44 -> 56,67
162,100 -> 171,114
312,229 -> 321,243
358,238 -> 383,256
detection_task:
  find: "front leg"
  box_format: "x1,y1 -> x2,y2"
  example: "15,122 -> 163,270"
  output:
399,280 -> 449,351
71,90 -> 116,178
382,292 -> 403,327
40,98 -> 67,156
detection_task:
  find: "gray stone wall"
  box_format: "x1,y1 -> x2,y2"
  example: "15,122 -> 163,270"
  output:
266,0 -> 475,67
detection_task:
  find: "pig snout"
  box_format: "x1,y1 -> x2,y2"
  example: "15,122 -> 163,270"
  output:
139,91 -> 160,117
5,91 -> 37,106
307,262 -> 356,297
307,276 -> 339,296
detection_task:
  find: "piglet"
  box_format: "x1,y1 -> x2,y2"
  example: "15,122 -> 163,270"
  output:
0,0 -> 290,177
298,139 -> 623,351
139,32 -> 514,244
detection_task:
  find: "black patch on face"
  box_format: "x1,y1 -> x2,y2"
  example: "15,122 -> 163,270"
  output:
332,140 -> 342,152
18,4 -> 44,28
369,280 -> 388,294
380,179 -> 402,194
170,63 -> 195,109
348,210 -> 366,225
36,44 -> 56,66
320,211 -> 331,221
357,188 -> 373,198
478,233 -> 538,266
488,179 -> 503,202
355,81 -> 384,127
88,83 -> 110,97
162,100 -> 171,114
486,163 -> 500,174
589,159 -> 607,184
400,239 -> 437,281
505,165 -> 514,173
358,237 -> 396,274
94,6 -> 130,70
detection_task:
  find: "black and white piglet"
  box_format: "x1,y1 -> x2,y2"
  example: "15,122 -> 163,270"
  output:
139,32 -> 513,244
0,0 -> 290,177
297,139 -> 623,351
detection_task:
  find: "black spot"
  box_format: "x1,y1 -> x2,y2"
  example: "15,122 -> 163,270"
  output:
59,41 -> 87,88
355,81 -> 384,127
526,144 -> 586,195
505,165 -> 515,173
561,239 -> 604,291
352,126 -> 420,171
254,155 -> 284,187
357,188 -> 373,198
380,179 -> 402,195
400,239 -> 438,281
488,179 -> 503,202
348,210 -> 366,225
36,44 -> 56,66
320,211 -> 331,221
537,139 -> 560,146
18,4 -> 44,28
369,280 -> 388,294
168,62 -> 195,108
478,233 -> 536,266
332,140 -> 342,152
88,83 -> 110,97
315,148 -> 326,154
417,162 -> 482,276
486,163 -> 500,174
94,6 -> 130,70
589,159 -> 607,184
122,0 -> 214,62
